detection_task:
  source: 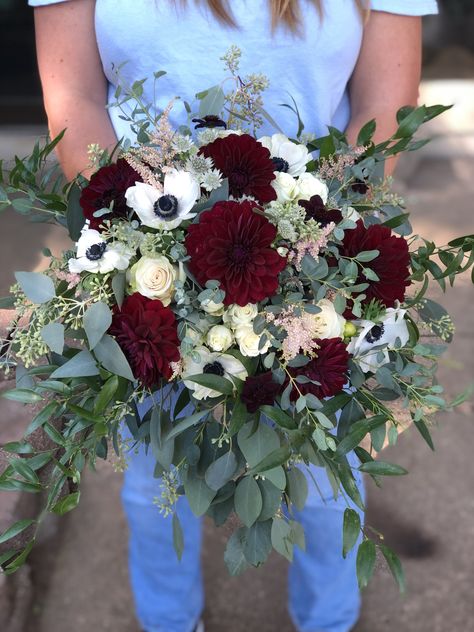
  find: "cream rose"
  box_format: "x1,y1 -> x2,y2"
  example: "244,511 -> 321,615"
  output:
206,325 -> 233,352
128,255 -> 178,306
235,324 -> 270,357
272,172 -> 299,203
223,303 -> 259,329
201,299 -> 225,316
308,299 -> 346,339
295,173 -> 329,204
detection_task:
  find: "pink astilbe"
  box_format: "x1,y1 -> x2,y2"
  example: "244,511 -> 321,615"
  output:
290,222 -> 335,270
273,306 -> 320,362
318,146 -> 365,182
55,270 -> 81,290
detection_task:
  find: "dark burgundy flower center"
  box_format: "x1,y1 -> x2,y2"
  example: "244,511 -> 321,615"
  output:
229,243 -> 251,266
86,242 -> 107,261
154,194 -> 179,220
203,361 -> 225,376
231,169 -> 250,191
272,157 -> 289,173
365,323 -> 384,343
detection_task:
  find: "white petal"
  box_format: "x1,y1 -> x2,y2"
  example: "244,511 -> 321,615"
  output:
125,182 -> 161,227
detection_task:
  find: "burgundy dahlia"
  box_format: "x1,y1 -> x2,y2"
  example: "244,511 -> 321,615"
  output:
340,220 -> 410,313
241,372 -> 281,413
109,293 -> 180,387
185,200 -> 286,306
298,195 -> 343,227
287,338 -> 349,401
80,159 -> 141,231
199,133 -> 277,203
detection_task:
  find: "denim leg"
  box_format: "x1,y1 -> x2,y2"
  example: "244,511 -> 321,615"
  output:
120,391 -> 203,632
288,451 -> 365,632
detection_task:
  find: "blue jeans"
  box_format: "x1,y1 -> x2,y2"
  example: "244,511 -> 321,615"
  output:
120,398 -> 365,632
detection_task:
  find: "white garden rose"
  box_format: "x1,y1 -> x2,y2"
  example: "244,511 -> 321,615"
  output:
128,255 -> 178,306
223,303 -> 259,328
206,325 -> 233,352
201,299 -> 225,316
308,299 -> 346,339
235,324 -> 270,357
272,172 -> 299,203
295,172 -> 329,204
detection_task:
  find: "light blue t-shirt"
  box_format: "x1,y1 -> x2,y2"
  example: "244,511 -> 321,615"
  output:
29,0 -> 438,141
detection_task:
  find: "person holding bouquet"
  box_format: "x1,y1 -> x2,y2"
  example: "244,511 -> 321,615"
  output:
28,1 -> 438,631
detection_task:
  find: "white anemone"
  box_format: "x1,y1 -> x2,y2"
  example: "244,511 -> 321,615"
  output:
125,169 -> 200,230
258,133 -> 310,177
68,227 -> 131,274
347,307 -> 410,373
182,346 -> 248,400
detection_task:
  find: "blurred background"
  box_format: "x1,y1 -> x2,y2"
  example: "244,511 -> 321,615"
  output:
0,2 -> 473,632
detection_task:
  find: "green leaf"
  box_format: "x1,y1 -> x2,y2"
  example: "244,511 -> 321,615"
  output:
260,405 -> 296,430
198,84 -> 225,117
183,474 -> 216,517
50,349 -> 99,378
2,388 -> 43,404
380,544 -> 406,593
250,446 -> 291,475
357,119 -> 376,146
51,491 -> 81,515
286,467 -> 308,511
164,409 -> 209,441
237,421 -> 280,470
394,106 -> 426,139
205,450 -> 238,491
355,249 -> 380,263
0,519 -> 35,545
358,461 -> 408,476
3,539 -> 35,574
40,323 -> 65,355
0,295 -> 16,308
336,414 -> 388,456
83,302 -> 112,349
228,399 -> 249,436
224,528 -> 250,576
234,476 -> 262,527
67,182 -> 86,240
15,271 -> 55,304
111,272 -> 126,308
243,520 -> 272,566
93,375 -> 119,414
172,513 -> 184,561
356,539 -> 376,589
67,403 -> 102,423
343,508 -> 361,558
257,479 -> 282,521
264,466 -> 287,490
184,373 -> 234,396
94,334 -> 135,381
271,517 -> 293,561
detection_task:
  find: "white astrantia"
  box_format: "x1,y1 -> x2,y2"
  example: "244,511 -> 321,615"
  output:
308,299 -> 346,339
235,324 -> 271,357
206,325 -> 233,352
272,171 -> 328,205
182,346 -> 247,400
125,169 -> 200,230
258,133 -> 310,177
68,226 -> 131,274
223,303 -> 258,329
347,306 -> 410,373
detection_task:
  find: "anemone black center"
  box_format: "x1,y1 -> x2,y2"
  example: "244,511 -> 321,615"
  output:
203,361 -> 225,376
85,242 -> 107,261
272,156 -> 290,173
365,323 -> 385,344
154,194 -> 179,220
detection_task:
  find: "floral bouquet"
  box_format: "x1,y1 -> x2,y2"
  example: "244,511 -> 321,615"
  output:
0,48 -> 473,588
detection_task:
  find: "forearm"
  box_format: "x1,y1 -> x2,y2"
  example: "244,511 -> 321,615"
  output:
45,94 -> 117,181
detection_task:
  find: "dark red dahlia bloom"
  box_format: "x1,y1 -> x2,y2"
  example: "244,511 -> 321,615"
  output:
287,338 -> 349,401
80,159 -> 141,231
185,200 -> 286,306
199,133 -> 277,203
341,220 -> 410,313
241,372 -> 281,413
298,195 -> 343,227
109,293 -> 180,387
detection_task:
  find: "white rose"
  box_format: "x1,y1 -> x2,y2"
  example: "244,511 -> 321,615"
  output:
272,172 -> 299,203
308,299 -> 346,339
128,255 -> 177,306
223,304 -> 259,329
295,173 -> 329,204
345,206 -> 361,224
201,299 -> 225,316
206,325 -> 233,352
235,324 -> 270,357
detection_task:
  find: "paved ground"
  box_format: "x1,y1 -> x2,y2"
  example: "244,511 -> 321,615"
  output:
1,82 -> 474,632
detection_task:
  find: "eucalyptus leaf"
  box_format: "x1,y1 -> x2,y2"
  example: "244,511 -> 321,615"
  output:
94,335 -> 135,381
40,322 -> 65,355
83,302 -> 112,349
15,271 -> 56,304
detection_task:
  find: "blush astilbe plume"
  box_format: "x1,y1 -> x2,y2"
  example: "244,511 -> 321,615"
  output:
185,200 -> 286,306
